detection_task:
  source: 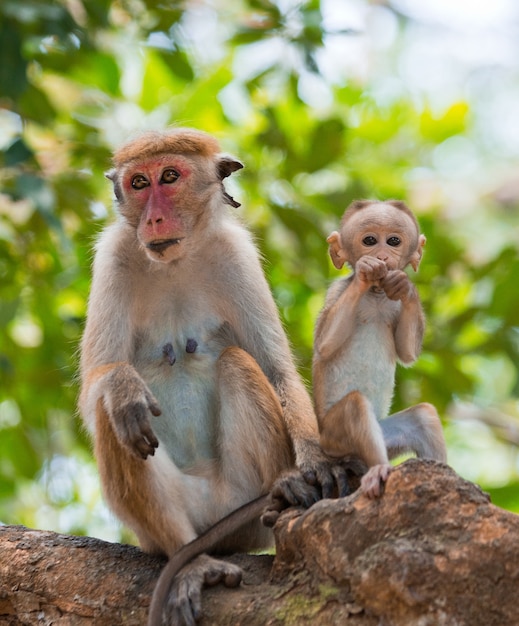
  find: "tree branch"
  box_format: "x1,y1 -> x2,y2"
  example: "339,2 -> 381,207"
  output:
2,460 -> 519,625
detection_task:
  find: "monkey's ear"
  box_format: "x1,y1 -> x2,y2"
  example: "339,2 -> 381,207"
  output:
326,231 -> 348,269
217,156 -> 243,208
105,169 -> 123,202
217,156 -> 244,180
410,234 -> 426,272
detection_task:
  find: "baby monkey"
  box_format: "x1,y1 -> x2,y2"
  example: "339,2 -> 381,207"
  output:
313,200 -> 447,498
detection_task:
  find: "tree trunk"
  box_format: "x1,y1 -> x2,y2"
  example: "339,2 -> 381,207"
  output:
1,459 -> 518,625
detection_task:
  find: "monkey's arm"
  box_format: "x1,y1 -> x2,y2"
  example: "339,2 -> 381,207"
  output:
315,256 -> 389,362
79,226 -> 160,458
395,289 -> 424,364
314,276 -> 365,362
382,270 -> 425,364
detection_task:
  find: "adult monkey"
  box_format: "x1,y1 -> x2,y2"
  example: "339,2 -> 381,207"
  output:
79,128 -> 351,626
313,200 -> 447,499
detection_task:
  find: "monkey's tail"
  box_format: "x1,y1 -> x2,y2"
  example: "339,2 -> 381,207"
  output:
147,494 -> 269,626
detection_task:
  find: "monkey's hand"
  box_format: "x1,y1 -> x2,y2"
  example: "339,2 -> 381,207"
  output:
380,270 -> 415,302
102,363 -> 161,460
262,450 -> 367,527
355,256 -> 388,291
165,554 -> 241,626
297,439 -> 368,499
261,470 -> 322,527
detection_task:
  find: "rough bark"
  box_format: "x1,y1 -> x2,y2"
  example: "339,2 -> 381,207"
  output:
1,460 -> 518,625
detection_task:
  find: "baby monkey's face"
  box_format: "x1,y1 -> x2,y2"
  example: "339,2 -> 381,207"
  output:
340,203 -> 422,272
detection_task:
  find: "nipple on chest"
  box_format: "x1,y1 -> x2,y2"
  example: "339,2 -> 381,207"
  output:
185,338 -> 198,353
162,338 -> 199,365
162,342 -> 176,366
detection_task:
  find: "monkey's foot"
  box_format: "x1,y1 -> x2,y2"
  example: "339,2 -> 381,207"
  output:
165,554 -> 241,626
360,463 -> 392,499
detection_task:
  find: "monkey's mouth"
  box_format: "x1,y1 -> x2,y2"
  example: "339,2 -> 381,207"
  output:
147,238 -> 184,254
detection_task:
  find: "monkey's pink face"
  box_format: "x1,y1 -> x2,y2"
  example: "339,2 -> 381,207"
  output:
119,155 -> 206,263
343,204 -> 419,271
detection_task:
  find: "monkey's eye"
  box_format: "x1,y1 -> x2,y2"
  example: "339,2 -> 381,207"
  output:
362,236 -> 378,246
131,174 -> 150,190
160,168 -> 180,184
387,236 -> 401,247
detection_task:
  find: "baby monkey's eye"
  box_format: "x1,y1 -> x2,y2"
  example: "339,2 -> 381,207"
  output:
387,236 -> 401,247
362,236 -> 377,246
161,168 -> 180,184
131,174 -> 149,189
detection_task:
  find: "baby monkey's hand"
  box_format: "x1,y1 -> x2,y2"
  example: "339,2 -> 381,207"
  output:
355,256 -> 388,290
380,269 -> 416,302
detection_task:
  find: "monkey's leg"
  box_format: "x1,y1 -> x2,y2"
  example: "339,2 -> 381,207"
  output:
382,402 -> 447,463
216,346 -> 294,509
319,391 -> 393,499
319,390 -> 387,465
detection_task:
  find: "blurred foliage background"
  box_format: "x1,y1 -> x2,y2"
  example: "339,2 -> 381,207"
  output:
0,0 -> 518,541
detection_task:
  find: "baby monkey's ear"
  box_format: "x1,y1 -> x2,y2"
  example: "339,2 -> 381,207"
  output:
410,234 -> 426,272
327,231 -> 348,269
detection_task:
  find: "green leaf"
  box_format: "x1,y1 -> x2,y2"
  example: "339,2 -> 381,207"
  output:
420,102 -> 470,142
4,138 -> 34,167
0,21 -> 28,98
